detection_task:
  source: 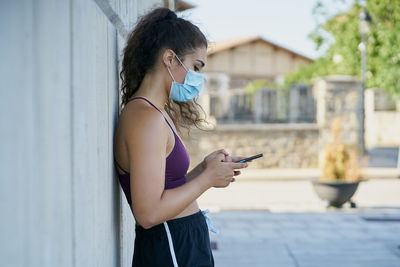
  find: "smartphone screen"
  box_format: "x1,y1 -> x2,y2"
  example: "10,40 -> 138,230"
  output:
235,153 -> 263,163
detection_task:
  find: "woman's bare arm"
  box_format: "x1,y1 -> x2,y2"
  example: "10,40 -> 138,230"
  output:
125,107 -> 212,229
185,160 -> 206,183
186,149 -> 233,183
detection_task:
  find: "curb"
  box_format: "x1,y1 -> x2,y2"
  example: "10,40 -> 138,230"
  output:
238,168 -> 400,182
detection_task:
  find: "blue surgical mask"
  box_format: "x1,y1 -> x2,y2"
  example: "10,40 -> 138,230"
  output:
167,53 -> 204,102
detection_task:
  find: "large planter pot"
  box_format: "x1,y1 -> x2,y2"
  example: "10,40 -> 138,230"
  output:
311,178 -> 365,208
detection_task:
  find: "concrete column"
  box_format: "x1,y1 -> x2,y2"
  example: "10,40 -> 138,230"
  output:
289,85 -> 301,123
313,75 -> 363,168
365,88 -> 375,149
253,89 -> 263,123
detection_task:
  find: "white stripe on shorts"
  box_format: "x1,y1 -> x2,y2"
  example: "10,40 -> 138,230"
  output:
163,221 -> 179,267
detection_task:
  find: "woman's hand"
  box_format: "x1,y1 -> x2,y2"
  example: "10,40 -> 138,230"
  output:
202,149 -> 251,184
221,155 -> 252,182
202,149 -> 230,170
202,153 -> 248,188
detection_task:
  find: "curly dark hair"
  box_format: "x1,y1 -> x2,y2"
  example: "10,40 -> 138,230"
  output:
119,7 -> 210,135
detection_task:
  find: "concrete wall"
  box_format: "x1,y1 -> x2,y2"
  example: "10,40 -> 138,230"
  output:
183,124 -> 320,169
0,0 -> 162,266
365,89 -> 400,148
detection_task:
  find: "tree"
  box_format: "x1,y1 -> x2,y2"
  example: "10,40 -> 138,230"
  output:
284,0 -> 400,100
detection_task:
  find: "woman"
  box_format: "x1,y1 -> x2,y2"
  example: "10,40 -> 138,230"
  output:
113,7 -> 249,267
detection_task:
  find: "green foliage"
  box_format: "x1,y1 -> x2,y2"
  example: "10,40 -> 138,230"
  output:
244,79 -> 278,106
284,0 -> 400,100
244,79 -> 270,95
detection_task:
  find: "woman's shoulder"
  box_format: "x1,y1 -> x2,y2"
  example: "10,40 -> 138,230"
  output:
119,101 -> 168,138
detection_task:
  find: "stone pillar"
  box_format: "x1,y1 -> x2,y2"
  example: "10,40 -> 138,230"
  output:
365,88 -> 375,149
289,85 -> 301,123
253,89 -> 263,123
313,75 -> 363,168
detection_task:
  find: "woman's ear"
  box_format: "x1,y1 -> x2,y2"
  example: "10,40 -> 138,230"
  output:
162,49 -> 175,68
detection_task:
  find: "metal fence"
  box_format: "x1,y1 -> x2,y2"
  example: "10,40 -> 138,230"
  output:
208,84 -> 316,124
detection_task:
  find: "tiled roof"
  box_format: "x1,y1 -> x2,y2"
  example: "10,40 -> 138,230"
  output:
207,36 -> 313,62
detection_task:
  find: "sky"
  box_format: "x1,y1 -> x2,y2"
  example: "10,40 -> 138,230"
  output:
180,0 -> 355,60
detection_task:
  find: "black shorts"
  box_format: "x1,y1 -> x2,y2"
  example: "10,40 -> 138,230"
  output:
132,210 -> 215,267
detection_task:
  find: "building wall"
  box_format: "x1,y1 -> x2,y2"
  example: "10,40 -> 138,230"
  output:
253,42 -> 274,76
0,0 -> 162,266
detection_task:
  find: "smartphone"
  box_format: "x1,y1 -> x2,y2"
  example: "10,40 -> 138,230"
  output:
234,153 -> 263,163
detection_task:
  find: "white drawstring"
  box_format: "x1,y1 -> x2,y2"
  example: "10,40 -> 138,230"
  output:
201,209 -> 220,234
163,209 -> 218,267
163,221 -> 179,267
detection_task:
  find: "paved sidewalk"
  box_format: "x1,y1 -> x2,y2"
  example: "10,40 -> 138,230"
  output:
197,178 -> 400,266
207,209 -> 400,267
231,168 -> 400,182
198,178 -> 400,212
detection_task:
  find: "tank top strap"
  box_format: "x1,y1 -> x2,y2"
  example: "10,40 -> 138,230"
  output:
127,96 -> 175,133
114,157 -> 129,174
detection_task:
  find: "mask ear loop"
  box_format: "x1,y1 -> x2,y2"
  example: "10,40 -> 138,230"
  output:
173,53 -> 189,72
166,66 -> 176,82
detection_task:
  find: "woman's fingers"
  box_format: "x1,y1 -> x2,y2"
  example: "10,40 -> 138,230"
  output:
215,153 -> 225,161
217,149 -> 229,156
234,170 -> 241,176
228,162 -> 248,169
223,155 -> 233,162
231,156 -> 252,163
231,156 -> 245,161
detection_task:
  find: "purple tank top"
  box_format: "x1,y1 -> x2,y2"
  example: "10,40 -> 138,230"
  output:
114,97 -> 190,205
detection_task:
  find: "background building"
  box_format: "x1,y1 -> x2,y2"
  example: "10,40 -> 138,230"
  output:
201,36 -> 314,124
205,36 -> 313,88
